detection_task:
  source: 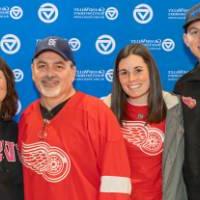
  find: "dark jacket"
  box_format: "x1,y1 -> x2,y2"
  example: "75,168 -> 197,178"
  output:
0,120 -> 23,200
174,63 -> 200,200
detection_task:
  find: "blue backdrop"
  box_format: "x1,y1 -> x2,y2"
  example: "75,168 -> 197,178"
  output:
0,0 -> 199,119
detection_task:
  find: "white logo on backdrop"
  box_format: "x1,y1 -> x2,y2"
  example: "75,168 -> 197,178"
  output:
1,34 -> 21,54
168,70 -> 188,81
162,38 -> 175,52
168,8 -> 187,20
16,100 -> 22,115
68,38 -> 81,51
105,69 -> 114,82
133,4 -> 153,24
38,3 -> 58,23
105,7 -> 118,20
10,6 -> 23,20
13,68 -> 24,82
96,34 -> 116,55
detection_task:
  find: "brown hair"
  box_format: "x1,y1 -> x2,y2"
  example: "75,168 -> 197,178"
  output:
0,57 -> 18,120
111,43 -> 166,123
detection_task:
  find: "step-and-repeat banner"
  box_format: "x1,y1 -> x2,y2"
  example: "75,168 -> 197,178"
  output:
0,1 -> 199,119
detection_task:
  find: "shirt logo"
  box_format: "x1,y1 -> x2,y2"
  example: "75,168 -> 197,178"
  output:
122,121 -> 164,156
0,141 -> 16,162
21,142 -> 71,183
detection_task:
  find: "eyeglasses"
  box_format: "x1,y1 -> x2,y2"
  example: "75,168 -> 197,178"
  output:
187,28 -> 200,38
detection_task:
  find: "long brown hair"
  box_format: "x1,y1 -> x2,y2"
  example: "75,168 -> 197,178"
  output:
111,43 -> 166,123
0,57 -> 18,120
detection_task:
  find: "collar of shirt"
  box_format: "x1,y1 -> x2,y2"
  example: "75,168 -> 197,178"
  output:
40,99 -> 69,120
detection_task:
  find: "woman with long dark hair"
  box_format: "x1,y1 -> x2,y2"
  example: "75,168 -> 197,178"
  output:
0,57 -> 23,200
103,44 -> 187,200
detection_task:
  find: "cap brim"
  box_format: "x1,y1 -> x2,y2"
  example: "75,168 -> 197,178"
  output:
183,18 -> 200,30
33,47 -> 70,60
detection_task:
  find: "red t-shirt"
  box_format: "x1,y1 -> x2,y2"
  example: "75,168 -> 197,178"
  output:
121,101 -> 166,200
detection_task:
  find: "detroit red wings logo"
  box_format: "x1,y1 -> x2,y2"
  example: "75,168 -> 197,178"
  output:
122,121 -> 164,156
21,142 -> 71,183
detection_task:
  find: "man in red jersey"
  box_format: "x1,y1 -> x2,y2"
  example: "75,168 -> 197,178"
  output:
18,36 -> 131,200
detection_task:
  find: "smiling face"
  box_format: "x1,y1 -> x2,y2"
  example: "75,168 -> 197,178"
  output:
118,54 -> 150,105
0,70 -> 7,107
32,51 -> 76,107
184,20 -> 200,59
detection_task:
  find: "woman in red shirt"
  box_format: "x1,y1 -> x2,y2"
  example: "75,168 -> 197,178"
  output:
103,43 -> 187,200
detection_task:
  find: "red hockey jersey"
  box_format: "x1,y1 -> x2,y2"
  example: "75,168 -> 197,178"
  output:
18,92 -> 131,200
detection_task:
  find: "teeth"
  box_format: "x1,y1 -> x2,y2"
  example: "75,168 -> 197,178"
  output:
129,84 -> 140,89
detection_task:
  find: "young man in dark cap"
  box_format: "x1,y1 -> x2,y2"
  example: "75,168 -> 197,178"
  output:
174,3 -> 200,200
18,36 -> 131,200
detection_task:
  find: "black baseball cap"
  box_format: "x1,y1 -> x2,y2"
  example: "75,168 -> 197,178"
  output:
183,3 -> 200,31
33,36 -> 75,65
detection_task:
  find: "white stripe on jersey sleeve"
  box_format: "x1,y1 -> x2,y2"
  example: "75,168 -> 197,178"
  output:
100,176 -> 132,194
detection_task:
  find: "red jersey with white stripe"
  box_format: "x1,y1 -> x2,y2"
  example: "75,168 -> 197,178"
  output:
121,102 -> 165,200
18,92 -> 131,200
